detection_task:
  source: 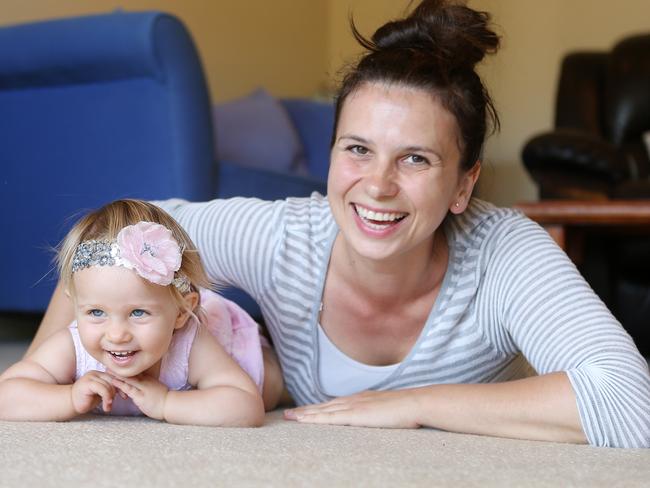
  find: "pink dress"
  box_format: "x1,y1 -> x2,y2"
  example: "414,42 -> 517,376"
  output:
69,289 -> 264,416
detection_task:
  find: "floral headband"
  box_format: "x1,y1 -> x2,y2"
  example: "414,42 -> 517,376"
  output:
71,221 -> 191,293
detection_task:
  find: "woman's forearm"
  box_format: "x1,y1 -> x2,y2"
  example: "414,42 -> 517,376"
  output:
286,372 -> 587,444
0,378 -> 76,421
413,372 -> 586,443
163,386 -> 265,427
26,281 -> 74,357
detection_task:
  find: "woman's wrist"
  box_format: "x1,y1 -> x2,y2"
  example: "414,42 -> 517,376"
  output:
411,385 -> 440,429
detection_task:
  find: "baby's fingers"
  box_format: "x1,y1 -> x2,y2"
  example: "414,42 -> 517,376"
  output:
111,377 -> 140,400
88,378 -> 115,412
95,371 -> 117,385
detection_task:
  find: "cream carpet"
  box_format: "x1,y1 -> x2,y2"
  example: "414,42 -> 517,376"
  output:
2,411 -> 650,487
1,343 -> 649,487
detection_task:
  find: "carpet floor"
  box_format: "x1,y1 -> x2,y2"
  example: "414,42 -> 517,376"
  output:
1,344 -> 649,487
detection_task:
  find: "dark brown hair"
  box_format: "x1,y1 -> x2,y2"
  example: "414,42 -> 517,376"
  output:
332,0 -> 500,171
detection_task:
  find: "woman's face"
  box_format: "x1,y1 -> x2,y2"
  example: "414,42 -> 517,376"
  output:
327,82 -> 479,264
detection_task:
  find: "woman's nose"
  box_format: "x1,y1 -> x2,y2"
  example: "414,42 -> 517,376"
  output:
365,159 -> 398,199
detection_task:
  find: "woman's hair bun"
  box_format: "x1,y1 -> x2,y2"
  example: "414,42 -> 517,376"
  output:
337,0 -> 501,171
357,0 -> 499,72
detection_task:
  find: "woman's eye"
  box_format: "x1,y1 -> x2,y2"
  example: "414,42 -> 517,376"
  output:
88,309 -> 105,318
348,145 -> 369,155
404,154 -> 429,165
131,309 -> 148,318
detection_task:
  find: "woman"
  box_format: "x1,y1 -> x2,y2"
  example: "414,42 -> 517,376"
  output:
29,0 -> 650,447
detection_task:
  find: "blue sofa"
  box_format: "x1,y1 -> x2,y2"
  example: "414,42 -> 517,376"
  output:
0,11 -> 216,313
0,10 -> 334,319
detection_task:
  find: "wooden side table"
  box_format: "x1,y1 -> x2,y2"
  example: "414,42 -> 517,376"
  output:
514,200 -> 650,264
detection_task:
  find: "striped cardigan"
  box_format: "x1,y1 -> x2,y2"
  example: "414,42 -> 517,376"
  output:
158,194 -> 650,448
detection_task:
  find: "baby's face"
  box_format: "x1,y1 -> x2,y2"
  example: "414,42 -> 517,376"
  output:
72,266 -> 184,378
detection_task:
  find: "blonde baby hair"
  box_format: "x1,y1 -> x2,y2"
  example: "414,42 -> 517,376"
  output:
57,199 -> 211,315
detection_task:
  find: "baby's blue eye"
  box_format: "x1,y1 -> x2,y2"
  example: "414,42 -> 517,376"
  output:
131,309 -> 147,317
88,309 -> 105,317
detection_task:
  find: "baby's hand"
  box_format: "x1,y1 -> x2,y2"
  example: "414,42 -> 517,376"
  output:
110,374 -> 169,420
71,371 -> 116,414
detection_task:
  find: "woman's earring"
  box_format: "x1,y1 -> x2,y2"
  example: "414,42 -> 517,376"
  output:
454,202 -> 460,208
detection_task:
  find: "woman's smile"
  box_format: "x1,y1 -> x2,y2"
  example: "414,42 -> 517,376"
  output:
352,203 -> 408,235
328,82 -> 465,263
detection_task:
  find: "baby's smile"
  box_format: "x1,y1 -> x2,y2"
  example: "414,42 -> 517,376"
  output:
107,349 -> 138,366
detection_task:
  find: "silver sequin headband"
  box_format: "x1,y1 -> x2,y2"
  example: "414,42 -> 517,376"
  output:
71,221 -> 192,293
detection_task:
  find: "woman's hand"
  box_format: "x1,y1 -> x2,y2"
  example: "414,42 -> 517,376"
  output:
71,370 -> 117,414
110,373 -> 169,420
286,376 -> 588,444
284,390 -> 421,428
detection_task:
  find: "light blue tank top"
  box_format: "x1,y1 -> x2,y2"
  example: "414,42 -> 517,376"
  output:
317,323 -> 399,396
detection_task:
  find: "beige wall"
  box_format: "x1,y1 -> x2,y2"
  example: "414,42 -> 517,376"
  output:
4,1 -> 650,204
470,0 -> 650,205
0,0 -> 328,102
326,0 -> 407,87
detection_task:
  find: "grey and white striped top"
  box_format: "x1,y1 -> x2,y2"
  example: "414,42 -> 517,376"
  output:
158,194 -> 650,448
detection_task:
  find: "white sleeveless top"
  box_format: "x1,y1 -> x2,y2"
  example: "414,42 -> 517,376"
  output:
69,320 -> 197,416
317,323 -> 399,396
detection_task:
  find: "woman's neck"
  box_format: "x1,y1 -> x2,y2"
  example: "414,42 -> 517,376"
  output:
331,229 -> 449,308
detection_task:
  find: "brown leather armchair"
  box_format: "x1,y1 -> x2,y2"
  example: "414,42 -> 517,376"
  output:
522,33 -> 650,355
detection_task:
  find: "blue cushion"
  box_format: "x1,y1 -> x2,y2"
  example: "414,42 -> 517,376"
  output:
281,98 -> 334,180
213,88 -> 307,173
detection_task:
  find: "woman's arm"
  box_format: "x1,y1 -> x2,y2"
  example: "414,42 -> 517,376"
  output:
153,197 -> 284,299
285,371 -> 586,443
288,216 -> 650,447
489,218 -> 650,447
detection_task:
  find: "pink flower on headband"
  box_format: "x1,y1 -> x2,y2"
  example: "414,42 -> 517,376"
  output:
116,222 -> 182,286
